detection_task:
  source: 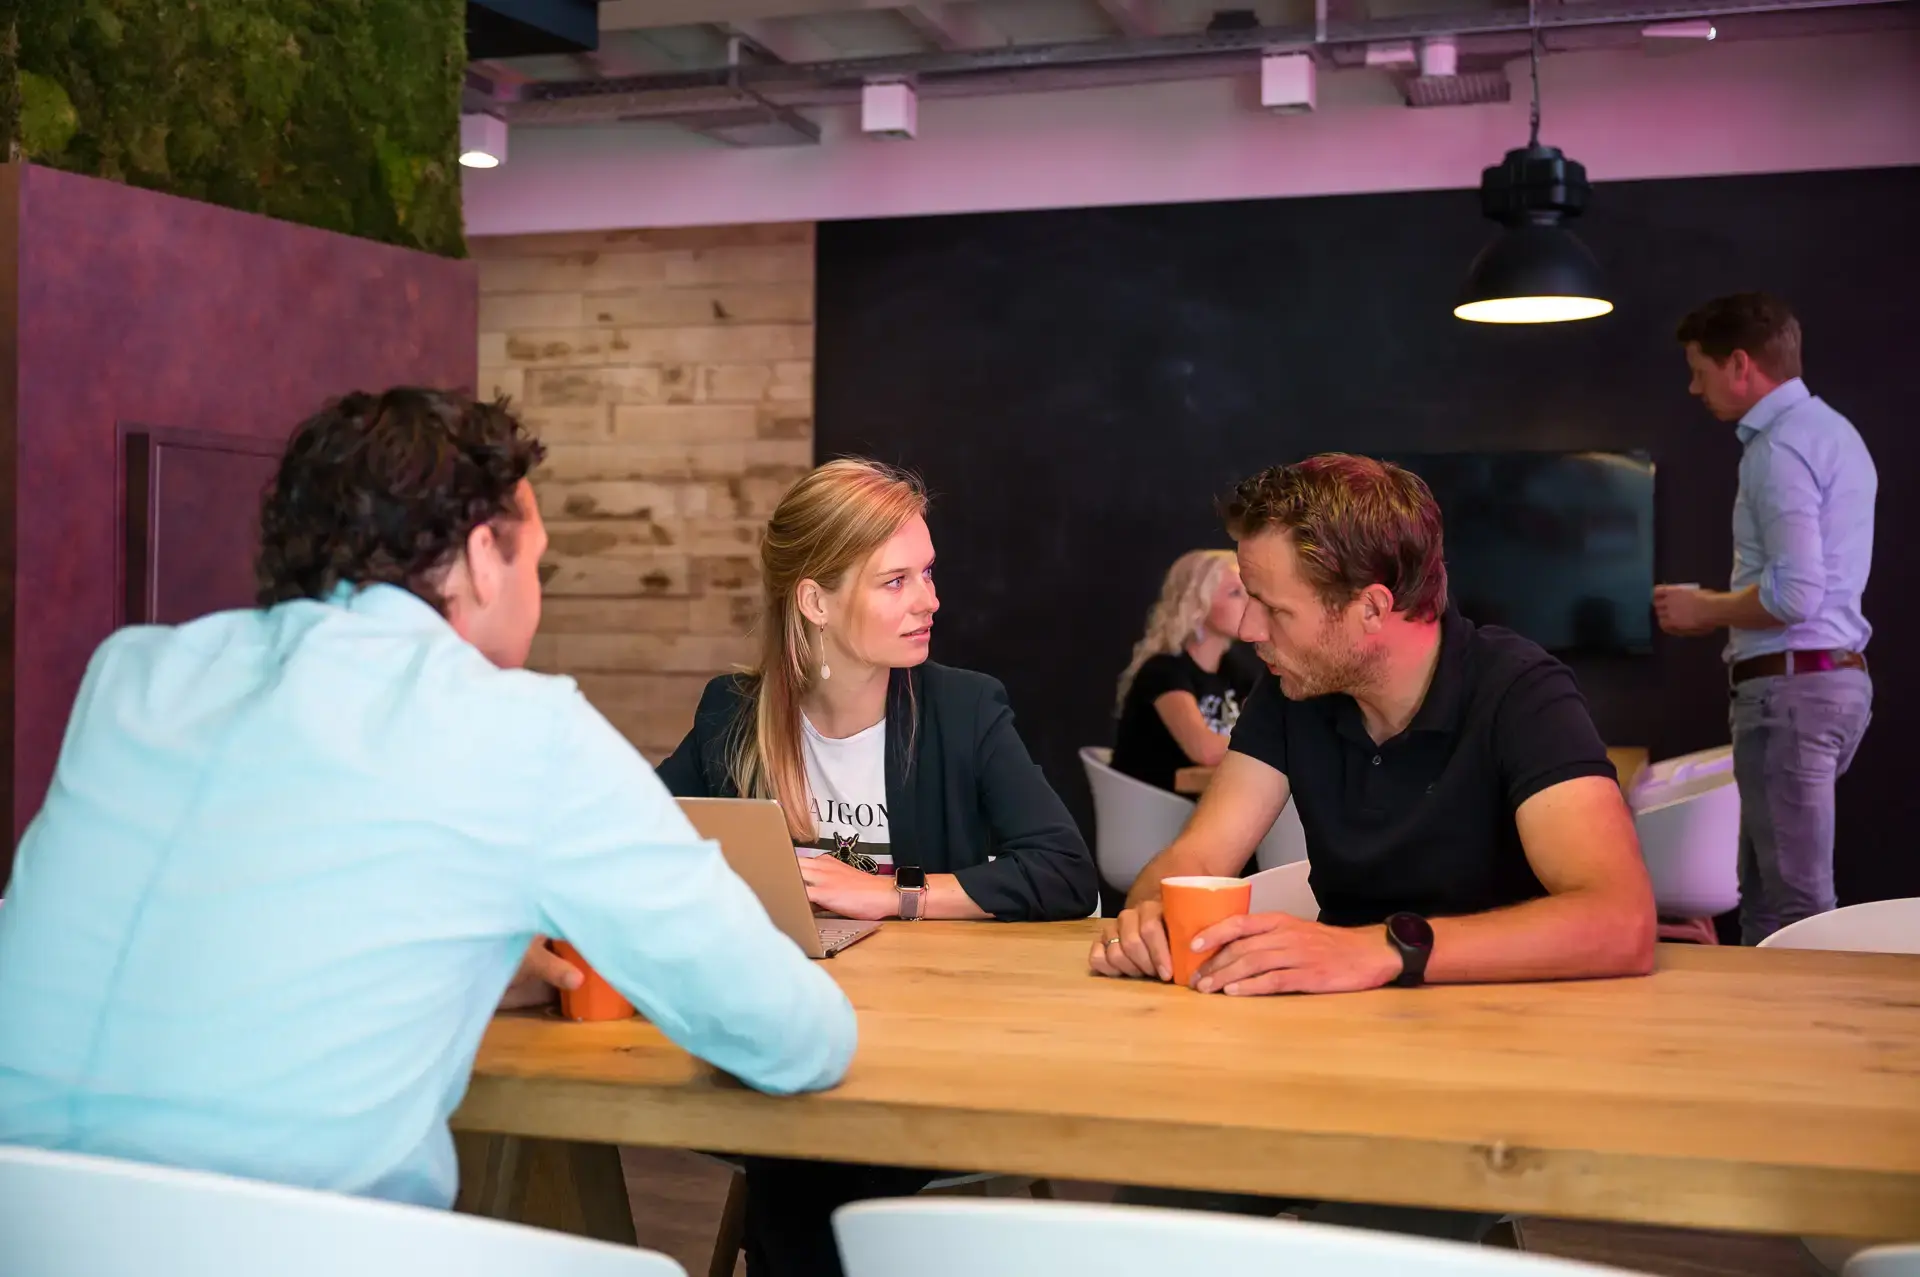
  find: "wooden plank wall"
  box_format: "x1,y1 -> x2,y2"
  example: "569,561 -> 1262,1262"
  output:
473,223 -> 814,760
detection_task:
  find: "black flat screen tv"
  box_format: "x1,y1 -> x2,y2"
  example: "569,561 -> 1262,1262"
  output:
1379,451 -> 1656,656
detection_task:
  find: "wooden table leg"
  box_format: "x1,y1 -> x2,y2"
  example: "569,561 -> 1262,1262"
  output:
454,1131 -> 636,1245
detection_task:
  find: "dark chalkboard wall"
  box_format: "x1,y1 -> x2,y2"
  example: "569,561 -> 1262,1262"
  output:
815,165 -> 1918,905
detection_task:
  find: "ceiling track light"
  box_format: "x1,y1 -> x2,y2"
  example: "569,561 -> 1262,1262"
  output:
1454,15 -> 1613,325
459,113 -> 509,169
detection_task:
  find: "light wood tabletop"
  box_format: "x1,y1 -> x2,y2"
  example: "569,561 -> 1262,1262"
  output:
1175,746 -> 1651,797
454,921 -> 1920,1241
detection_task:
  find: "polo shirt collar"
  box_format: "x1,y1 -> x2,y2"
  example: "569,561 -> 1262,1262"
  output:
1735,377 -> 1809,444
1407,606 -> 1472,735
1326,605 -> 1471,745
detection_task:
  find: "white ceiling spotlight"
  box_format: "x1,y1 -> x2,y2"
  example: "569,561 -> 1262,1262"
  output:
459,113 -> 508,169
861,81 -> 918,139
1642,19 -> 1717,39
1259,52 -> 1316,114
1419,36 -> 1458,78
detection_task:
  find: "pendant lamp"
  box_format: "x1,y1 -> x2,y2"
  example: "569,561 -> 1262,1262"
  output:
1454,22 -> 1613,324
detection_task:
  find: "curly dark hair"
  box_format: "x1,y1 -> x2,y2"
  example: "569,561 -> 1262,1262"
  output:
256,387 -> 547,610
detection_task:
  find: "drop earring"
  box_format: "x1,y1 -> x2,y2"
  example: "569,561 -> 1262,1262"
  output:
818,625 -> 832,681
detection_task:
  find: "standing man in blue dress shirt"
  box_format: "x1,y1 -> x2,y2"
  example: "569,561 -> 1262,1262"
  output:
0,388 -> 856,1206
1655,294 -> 1876,944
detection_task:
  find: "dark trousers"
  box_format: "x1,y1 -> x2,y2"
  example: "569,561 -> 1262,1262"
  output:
742,1157 -> 939,1277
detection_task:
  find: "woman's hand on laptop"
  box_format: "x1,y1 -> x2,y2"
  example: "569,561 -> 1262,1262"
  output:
498,936 -> 584,1011
798,854 -> 898,921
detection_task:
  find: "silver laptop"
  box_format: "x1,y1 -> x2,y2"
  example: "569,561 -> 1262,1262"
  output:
677,797 -> 884,959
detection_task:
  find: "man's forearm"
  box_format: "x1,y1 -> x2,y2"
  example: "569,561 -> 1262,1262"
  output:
1709,585 -> 1785,632
1122,838 -> 1216,910
1424,888 -> 1655,984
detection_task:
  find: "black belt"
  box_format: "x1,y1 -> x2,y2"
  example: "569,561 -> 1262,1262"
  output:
1729,649 -> 1867,686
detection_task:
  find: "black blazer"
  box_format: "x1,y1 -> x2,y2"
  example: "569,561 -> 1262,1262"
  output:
656,663 -> 1096,922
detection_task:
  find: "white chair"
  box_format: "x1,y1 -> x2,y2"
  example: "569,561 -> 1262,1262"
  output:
1756,900 -> 1920,1275
1759,898 -> 1920,953
1630,744 -> 1733,804
833,1198 -> 1646,1277
1247,859 -> 1318,920
0,1145 -> 684,1277
1080,746 -> 1195,894
1847,1244 -> 1920,1275
1254,795 -> 1309,870
1630,769 -> 1741,945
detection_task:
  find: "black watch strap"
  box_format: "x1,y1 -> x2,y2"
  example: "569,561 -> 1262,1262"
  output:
1385,912 -> 1434,988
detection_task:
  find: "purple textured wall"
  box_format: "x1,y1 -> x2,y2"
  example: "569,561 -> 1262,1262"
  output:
3,163 -> 477,855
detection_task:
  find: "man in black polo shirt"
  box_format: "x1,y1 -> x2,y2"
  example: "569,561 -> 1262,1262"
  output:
1091,453 -> 1653,998
1087,454 -> 1654,1240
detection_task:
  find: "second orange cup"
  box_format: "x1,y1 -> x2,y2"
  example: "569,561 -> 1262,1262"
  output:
1161,875 -> 1253,989
549,940 -> 635,1022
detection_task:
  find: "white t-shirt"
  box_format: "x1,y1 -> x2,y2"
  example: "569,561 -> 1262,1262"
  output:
800,714 -> 892,871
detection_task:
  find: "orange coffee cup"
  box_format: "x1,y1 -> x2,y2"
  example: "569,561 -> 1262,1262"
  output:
1162,875 -> 1253,990
549,940 -> 634,1022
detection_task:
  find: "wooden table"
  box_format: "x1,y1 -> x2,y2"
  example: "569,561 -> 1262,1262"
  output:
453,922 -> 1920,1242
1175,746 -> 1651,798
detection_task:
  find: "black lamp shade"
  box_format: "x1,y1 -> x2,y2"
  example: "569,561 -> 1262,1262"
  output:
1454,222 -> 1613,324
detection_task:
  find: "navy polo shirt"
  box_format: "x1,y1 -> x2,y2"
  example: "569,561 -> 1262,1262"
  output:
1228,607 -> 1615,928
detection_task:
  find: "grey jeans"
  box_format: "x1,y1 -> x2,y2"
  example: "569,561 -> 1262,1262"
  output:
1730,668 -> 1873,945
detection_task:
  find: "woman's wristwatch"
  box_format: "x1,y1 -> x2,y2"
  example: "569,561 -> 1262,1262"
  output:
895,866 -> 928,920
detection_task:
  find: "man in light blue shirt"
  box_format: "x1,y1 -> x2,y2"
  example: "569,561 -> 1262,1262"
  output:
1654,294 -> 1875,943
0,388 -> 856,1206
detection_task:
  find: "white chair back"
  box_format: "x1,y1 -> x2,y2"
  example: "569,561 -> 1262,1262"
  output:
1247,860 -> 1318,920
1253,795 -> 1308,870
1846,1244 -> 1920,1275
1080,747 -> 1194,894
0,1146 -> 683,1277
834,1198 -> 1645,1277
1758,898 -> 1920,953
1630,744 -> 1733,806
1631,771 -> 1741,919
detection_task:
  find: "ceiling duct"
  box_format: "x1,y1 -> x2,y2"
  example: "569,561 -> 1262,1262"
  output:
1403,68 -> 1513,105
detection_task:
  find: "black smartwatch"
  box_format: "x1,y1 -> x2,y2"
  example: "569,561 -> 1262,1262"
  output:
895,866 -> 928,920
1385,912 -> 1434,987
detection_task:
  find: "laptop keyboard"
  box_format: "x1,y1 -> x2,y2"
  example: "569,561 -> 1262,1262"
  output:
818,921 -> 874,955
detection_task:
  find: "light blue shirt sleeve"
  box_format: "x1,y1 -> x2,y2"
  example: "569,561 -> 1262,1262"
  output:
529,686 -> 857,1095
1747,437 -> 1828,626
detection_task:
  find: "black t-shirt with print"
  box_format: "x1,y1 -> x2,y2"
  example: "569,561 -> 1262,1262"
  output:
1111,650 -> 1255,793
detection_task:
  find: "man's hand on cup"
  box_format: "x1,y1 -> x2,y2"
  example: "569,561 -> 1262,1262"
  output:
1088,900 -> 1172,982
1190,913 -> 1402,995
498,936 -> 583,1011
1653,584 -> 1716,637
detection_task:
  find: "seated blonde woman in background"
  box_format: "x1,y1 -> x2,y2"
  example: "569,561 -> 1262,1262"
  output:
658,456 -> 1094,1277
1109,549 -> 1257,793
